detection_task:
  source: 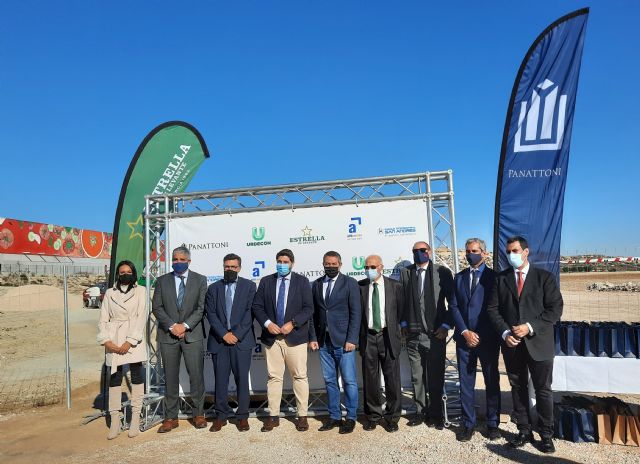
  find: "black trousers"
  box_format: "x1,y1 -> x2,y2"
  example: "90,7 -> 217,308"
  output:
109,362 -> 144,387
212,345 -> 252,420
362,330 -> 402,424
502,342 -> 554,438
159,339 -> 205,419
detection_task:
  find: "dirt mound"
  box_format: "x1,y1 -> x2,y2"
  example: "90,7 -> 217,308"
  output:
0,285 -> 82,311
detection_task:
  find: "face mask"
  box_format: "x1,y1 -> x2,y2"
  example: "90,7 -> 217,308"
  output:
223,269 -> 238,282
172,262 -> 189,274
276,263 -> 290,277
413,249 -> 430,264
119,273 -> 135,285
365,269 -> 379,281
465,253 -> 483,267
324,267 -> 339,279
508,252 -> 524,269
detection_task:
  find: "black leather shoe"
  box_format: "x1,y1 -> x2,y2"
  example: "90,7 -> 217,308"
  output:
339,418 -> 356,434
539,436 -> 556,454
457,426 -> 475,442
508,431 -> 534,448
406,415 -> 423,427
434,419 -> 445,430
318,419 -> 342,431
363,420 -> 377,431
487,426 -> 501,441
383,420 -> 399,433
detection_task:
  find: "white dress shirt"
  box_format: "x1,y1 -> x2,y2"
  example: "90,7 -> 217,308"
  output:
501,262 -> 534,340
368,276 -> 386,329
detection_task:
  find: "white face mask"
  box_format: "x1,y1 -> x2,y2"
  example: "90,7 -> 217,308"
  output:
508,252 -> 524,269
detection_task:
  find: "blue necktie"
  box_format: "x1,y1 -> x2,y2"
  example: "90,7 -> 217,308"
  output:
177,276 -> 185,309
225,283 -> 233,330
276,276 -> 286,327
325,278 -> 332,303
471,269 -> 478,293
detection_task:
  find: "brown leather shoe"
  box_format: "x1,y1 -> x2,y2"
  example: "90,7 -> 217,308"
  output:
261,416 -> 280,432
236,418 -> 250,432
193,415 -> 208,429
158,419 -> 179,433
296,416 -> 309,432
209,418 -> 227,432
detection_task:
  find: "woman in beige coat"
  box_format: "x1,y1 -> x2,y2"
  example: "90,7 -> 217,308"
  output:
97,260 -> 148,439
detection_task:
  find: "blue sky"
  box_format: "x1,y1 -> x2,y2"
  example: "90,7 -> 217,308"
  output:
1,1 -> 638,256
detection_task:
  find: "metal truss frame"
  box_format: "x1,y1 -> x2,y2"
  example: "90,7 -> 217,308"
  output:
142,170 -> 460,428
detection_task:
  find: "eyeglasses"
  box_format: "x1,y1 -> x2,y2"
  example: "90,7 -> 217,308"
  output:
413,248 -> 428,252
363,265 -> 379,270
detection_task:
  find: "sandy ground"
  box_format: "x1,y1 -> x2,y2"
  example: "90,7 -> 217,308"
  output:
0,272 -> 638,461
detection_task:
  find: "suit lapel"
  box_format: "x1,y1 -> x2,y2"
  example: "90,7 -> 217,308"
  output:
462,268 -> 471,301
505,270 -> 518,301
168,273 -> 179,310
285,274 -> 296,315
383,277 -> 393,326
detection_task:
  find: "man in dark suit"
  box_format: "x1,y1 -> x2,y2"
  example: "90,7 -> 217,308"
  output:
487,235 -> 563,453
359,254 -> 404,432
399,241 -> 454,429
252,248 -> 314,432
449,238 -> 501,442
205,253 -> 256,432
309,251 -> 361,434
152,246 -> 208,433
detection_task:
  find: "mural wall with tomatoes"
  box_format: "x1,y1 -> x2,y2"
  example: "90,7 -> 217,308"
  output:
0,218 -> 112,259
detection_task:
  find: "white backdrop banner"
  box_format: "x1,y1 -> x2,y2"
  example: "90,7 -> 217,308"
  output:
168,199 -> 430,394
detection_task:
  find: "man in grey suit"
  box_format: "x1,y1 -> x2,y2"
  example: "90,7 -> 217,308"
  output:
152,246 -> 208,433
400,241 -> 454,430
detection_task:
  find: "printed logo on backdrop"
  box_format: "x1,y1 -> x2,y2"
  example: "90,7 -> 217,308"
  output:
252,260 -> 266,279
514,79 -> 567,153
183,241 -> 229,250
346,256 -> 365,277
377,226 -> 416,237
289,226 -> 325,245
347,217 -> 363,240
207,275 -> 223,284
247,226 -> 271,247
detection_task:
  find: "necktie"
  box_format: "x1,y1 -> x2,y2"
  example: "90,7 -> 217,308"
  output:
325,278 -> 333,303
225,283 -> 233,330
470,269 -> 478,293
372,282 -> 381,332
417,268 -> 424,296
517,271 -> 524,297
177,276 -> 185,309
276,276 -> 286,327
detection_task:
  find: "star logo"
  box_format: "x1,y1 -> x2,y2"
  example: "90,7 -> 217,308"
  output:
394,256 -> 404,265
127,215 -> 144,240
301,226 -> 312,237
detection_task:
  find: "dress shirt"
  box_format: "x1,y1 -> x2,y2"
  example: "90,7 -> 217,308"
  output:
264,273 -> 291,328
501,262 -> 534,340
461,263 -> 486,335
368,276 -> 386,329
323,274 -> 338,301
171,270 -> 190,330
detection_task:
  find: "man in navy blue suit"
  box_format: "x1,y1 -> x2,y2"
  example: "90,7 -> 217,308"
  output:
449,238 -> 501,442
252,248 -> 314,432
205,253 -> 257,432
309,251 -> 361,434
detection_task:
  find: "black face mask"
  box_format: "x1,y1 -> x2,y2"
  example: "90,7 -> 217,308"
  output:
466,253 -> 483,267
224,269 -> 238,283
119,273 -> 135,285
324,267 -> 340,279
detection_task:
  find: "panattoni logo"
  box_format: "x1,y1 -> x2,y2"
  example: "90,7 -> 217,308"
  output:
514,79 -> 567,153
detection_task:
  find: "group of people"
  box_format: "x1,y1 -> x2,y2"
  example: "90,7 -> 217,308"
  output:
98,235 -> 563,453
